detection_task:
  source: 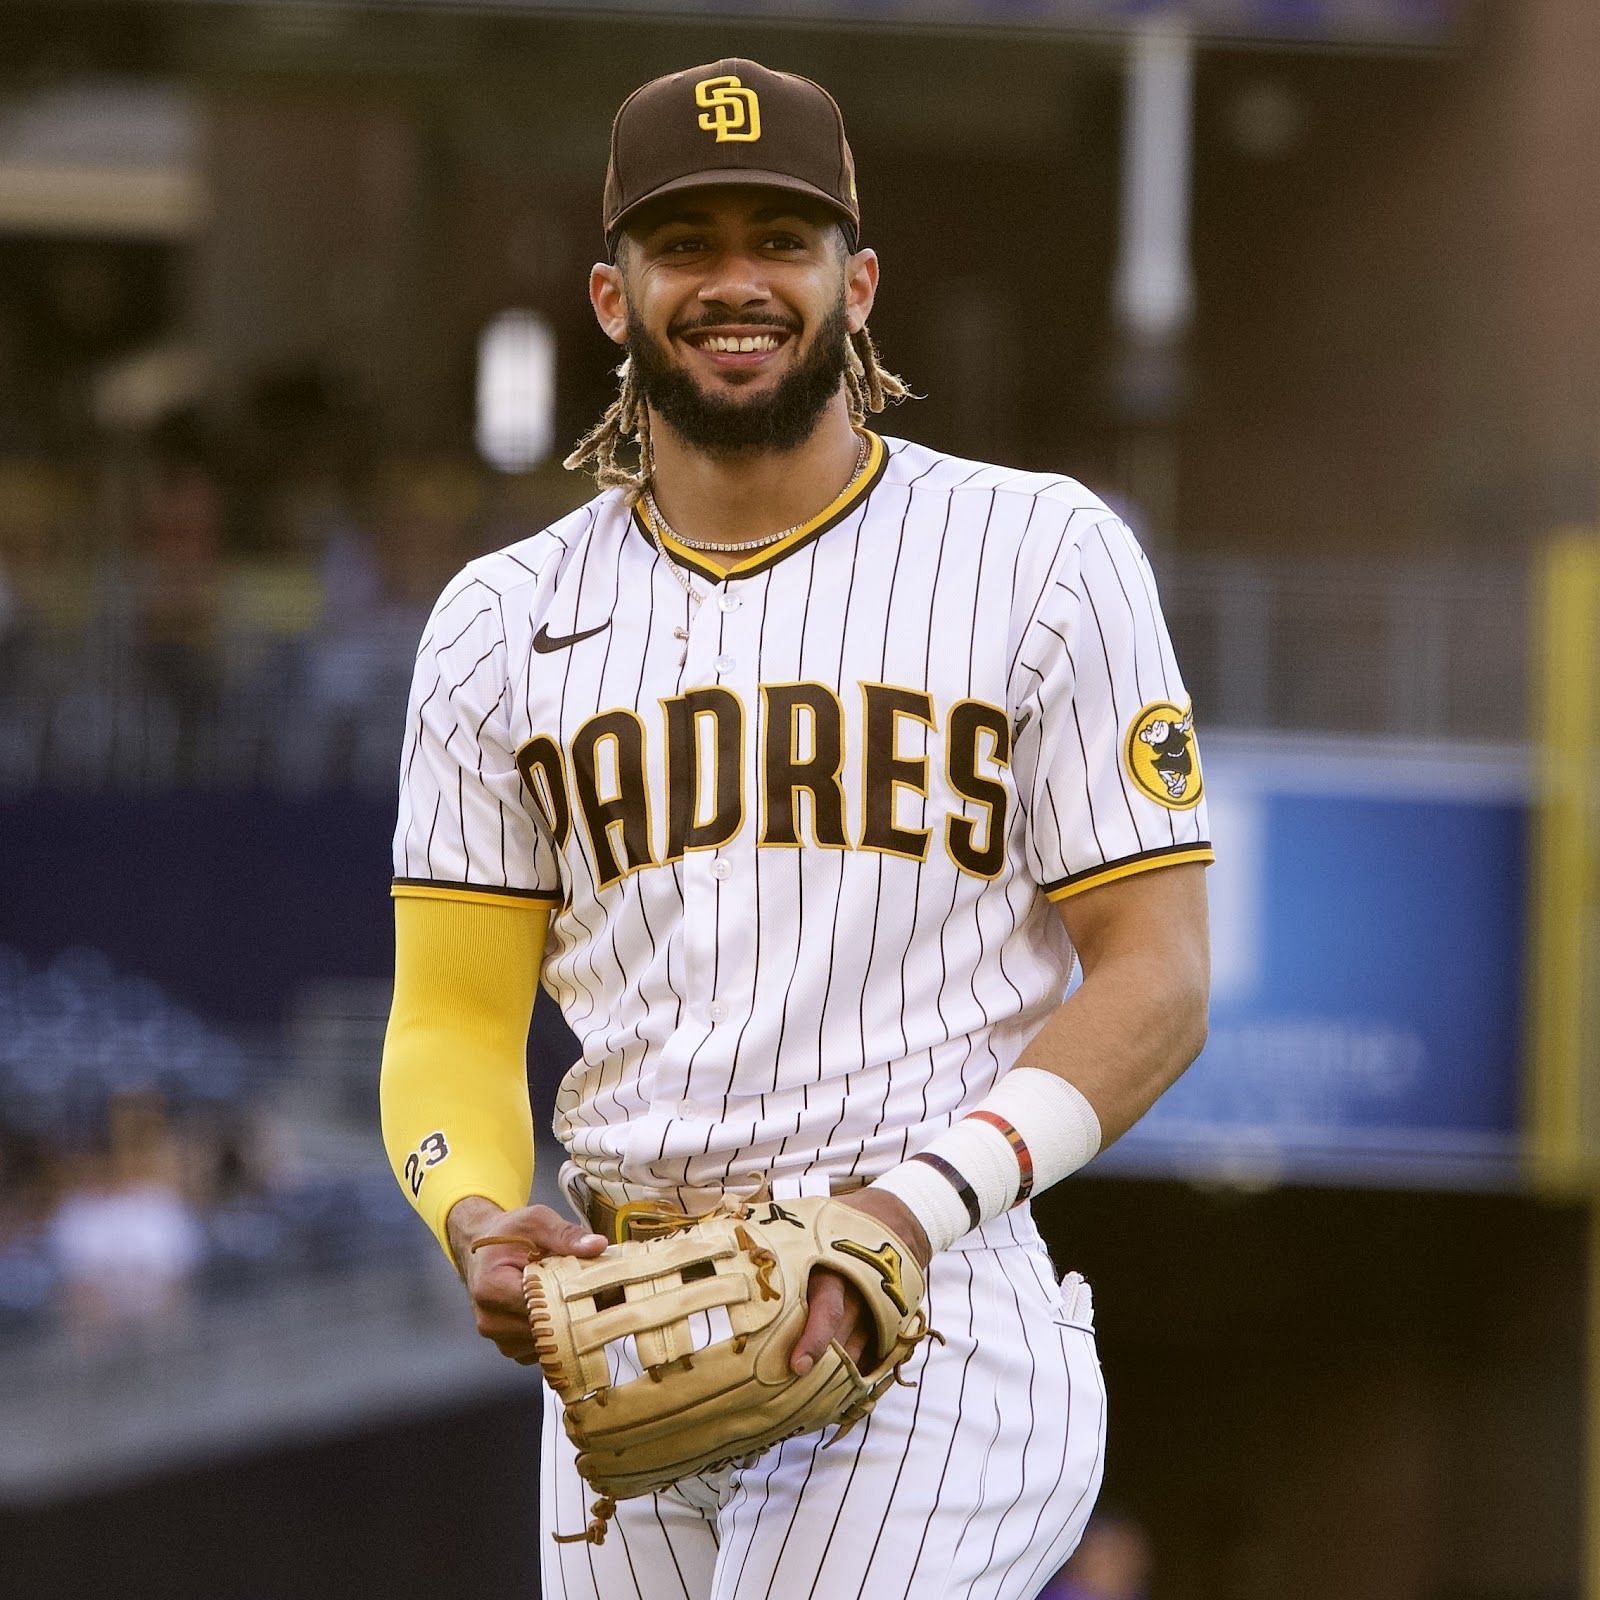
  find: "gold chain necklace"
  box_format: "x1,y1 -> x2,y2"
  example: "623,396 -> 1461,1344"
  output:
642,434 -> 869,555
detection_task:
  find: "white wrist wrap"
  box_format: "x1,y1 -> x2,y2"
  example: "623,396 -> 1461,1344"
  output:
870,1157 -> 975,1259
872,1068 -> 1103,1256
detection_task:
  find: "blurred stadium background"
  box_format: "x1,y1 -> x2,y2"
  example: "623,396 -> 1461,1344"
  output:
1,0 -> 1597,1596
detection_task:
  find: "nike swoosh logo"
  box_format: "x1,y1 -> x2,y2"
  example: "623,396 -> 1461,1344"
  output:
533,620 -> 612,654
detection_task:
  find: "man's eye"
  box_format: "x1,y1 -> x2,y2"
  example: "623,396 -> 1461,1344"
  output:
663,237 -> 705,254
765,234 -> 805,251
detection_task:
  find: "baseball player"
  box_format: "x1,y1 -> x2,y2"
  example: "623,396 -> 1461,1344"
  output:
381,58 -> 1211,1599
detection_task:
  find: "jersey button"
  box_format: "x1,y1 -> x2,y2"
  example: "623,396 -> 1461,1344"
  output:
711,857 -> 732,880
718,594 -> 741,614
708,1001 -> 729,1023
714,654 -> 735,674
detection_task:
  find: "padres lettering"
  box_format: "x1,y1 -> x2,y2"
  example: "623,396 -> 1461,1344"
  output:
517,684 -> 1009,889
694,74 -> 761,143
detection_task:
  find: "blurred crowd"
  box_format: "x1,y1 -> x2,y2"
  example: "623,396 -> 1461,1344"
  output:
0,943 -> 425,1350
0,364 -> 589,793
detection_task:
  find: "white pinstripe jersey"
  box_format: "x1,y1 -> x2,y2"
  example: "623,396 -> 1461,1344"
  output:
393,432 -> 1212,1201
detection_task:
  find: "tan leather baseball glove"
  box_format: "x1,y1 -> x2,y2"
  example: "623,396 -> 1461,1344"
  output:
495,1194 -> 939,1544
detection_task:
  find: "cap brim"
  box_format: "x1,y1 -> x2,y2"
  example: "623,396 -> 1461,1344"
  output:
607,170 -> 857,252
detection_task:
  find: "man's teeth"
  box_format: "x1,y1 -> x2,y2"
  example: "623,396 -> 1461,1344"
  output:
700,334 -> 781,353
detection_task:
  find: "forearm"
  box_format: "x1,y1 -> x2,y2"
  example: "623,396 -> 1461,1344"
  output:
1019,944 -> 1208,1147
874,864 -> 1210,1254
380,895 -> 548,1260
873,949 -> 1204,1253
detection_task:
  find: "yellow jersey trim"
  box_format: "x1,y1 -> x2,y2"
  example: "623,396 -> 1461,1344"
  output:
392,878 -> 561,909
1043,844 -> 1214,903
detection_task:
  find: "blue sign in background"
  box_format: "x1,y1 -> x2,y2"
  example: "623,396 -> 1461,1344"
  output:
1106,740 -> 1528,1187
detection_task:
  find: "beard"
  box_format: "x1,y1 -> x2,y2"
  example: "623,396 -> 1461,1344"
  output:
626,299 -> 851,456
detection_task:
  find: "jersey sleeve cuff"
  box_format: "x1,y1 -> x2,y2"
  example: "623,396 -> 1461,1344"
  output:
391,877 -> 562,910
1041,842 -> 1214,902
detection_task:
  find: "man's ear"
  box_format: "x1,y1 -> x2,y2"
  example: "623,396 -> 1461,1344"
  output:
843,248 -> 879,337
590,262 -> 629,347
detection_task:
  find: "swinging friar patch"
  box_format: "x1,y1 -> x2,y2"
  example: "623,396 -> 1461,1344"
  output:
1124,700 -> 1204,811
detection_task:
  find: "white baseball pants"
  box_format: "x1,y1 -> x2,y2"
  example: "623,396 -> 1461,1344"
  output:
539,1215 -> 1106,1600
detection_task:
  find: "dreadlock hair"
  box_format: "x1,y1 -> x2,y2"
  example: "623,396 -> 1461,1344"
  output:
563,323 -> 913,501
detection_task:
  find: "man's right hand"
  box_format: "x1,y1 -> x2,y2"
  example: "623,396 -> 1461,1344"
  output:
446,1195 -> 608,1365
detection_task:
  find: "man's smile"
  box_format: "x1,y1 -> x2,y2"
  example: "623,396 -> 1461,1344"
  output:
676,322 -> 797,376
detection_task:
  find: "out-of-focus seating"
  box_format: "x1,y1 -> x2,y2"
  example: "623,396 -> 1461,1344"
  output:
0,944 -> 431,1348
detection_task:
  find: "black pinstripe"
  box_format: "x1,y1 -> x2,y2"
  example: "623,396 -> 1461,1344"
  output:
562,521 -> 610,1030
895,1252 -> 981,1597
439,606 -> 494,660
904,489 -> 959,1129
766,541 -> 826,1106
650,1498 -> 697,1600
609,1507 -> 648,1600
970,1228 -> 1045,1597
713,571 -> 779,1175
1079,572 -> 1147,848
797,1412 -> 877,1600
1011,1337 -> 1107,1598
590,528 -> 653,1128
748,1429 -> 830,1600
1005,518 -> 1070,698
611,558 -> 670,1107
853,1264 -> 944,1594
848,481 -> 929,1135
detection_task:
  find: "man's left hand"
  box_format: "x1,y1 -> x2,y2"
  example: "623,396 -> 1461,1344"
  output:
788,1186 -> 932,1376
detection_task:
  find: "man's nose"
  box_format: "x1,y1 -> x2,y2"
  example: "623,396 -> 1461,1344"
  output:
697,254 -> 773,311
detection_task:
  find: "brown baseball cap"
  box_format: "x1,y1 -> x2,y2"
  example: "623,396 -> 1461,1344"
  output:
603,59 -> 860,259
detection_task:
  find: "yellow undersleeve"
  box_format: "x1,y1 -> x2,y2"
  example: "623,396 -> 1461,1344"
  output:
380,891 -> 549,1263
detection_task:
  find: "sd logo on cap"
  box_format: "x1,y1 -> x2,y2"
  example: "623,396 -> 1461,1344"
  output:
694,74 -> 762,143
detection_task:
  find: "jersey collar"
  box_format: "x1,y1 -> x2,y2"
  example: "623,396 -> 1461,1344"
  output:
630,430 -> 888,583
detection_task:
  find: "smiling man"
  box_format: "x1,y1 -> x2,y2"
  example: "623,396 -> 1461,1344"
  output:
381,58 -> 1211,1600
